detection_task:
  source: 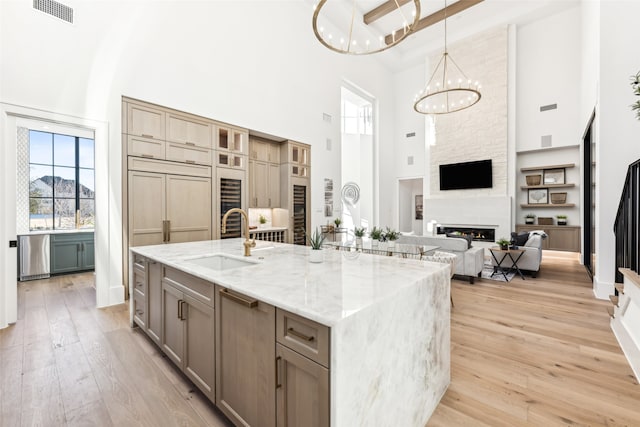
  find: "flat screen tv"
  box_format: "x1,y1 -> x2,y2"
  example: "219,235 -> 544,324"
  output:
439,159 -> 492,190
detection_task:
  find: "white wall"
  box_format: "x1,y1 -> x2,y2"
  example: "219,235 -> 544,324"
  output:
0,1 -> 395,323
594,1 -> 640,298
516,6 -> 582,152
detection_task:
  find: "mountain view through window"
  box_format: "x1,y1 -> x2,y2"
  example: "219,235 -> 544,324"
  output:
29,130 -> 95,230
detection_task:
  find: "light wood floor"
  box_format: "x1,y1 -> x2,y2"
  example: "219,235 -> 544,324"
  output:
0,253 -> 638,426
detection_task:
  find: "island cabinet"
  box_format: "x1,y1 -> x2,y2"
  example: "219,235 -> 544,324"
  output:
275,309 -> 330,427
161,266 -> 215,402
215,286 -> 276,427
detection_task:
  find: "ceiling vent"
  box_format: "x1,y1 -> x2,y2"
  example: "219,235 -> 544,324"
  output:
33,0 -> 74,24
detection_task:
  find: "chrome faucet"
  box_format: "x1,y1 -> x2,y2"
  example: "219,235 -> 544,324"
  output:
221,208 -> 256,257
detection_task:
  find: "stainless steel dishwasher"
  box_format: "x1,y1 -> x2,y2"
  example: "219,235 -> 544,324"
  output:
19,234 -> 51,281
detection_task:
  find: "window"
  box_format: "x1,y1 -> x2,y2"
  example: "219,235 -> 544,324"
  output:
29,130 -> 95,230
341,99 -> 372,135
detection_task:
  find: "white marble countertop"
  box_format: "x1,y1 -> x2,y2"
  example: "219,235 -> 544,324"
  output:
130,238 -> 447,327
19,229 -> 95,236
248,226 -> 287,232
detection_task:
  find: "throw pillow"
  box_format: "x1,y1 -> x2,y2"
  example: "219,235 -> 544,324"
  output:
510,232 -> 529,247
446,233 -> 473,248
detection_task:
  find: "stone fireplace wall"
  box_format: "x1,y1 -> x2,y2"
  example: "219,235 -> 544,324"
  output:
425,26 -> 509,239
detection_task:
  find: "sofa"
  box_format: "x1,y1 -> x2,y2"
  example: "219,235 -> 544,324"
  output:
398,234 -> 485,283
490,231 -> 545,277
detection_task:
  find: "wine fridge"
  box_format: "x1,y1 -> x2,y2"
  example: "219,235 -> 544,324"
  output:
293,184 -> 306,245
220,177 -> 242,239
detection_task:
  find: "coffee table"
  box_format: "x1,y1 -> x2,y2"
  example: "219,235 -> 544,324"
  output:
489,247 -> 526,280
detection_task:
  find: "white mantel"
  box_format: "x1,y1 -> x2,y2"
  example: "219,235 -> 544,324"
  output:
424,196 -> 512,242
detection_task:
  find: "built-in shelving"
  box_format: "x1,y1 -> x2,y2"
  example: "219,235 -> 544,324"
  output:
520,163 -> 575,172
520,203 -> 576,208
520,183 -> 576,190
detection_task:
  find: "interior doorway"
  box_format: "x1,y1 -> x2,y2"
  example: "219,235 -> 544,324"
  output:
398,178 -> 423,234
582,110 -> 596,277
340,85 -> 375,232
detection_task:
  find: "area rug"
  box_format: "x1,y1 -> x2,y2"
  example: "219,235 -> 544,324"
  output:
480,263 -> 516,282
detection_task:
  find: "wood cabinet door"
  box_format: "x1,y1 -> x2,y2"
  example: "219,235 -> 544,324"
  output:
166,114 -> 211,148
276,344 -> 329,427
165,174 -> 211,243
161,281 -> 184,367
253,161 -> 269,207
268,163 -> 280,208
183,294 -> 215,402
216,287 -> 276,427
81,239 -> 94,269
128,171 -> 166,246
146,261 -> 162,345
250,140 -> 269,161
127,103 -> 166,140
548,227 -> 580,251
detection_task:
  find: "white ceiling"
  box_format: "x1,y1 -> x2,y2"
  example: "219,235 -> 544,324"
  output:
310,0 -> 580,72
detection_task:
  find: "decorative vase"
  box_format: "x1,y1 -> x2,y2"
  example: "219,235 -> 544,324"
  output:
500,244 -> 508,250
557,219 -> 567,226
525,218 -> 534,224
371,240 -> 379,249
387,240 -> 396,251
309,249 -> 323,263
355,237 -> 363,249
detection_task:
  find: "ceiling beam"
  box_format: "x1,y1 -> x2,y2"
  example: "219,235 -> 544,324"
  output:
363,0 -> 412,25
384,0 -> 484,45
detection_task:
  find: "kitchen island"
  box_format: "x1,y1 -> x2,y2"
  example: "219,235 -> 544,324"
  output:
130,238 -> 450,427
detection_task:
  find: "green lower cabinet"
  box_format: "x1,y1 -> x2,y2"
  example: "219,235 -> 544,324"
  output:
50,232 -> 95,275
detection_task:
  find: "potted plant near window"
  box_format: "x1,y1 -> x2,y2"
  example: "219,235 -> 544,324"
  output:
384,227 -> 401,250
496,238 -> 510,251
525,213 -> 536,225
556,215 -> 567,226
354,226 -> 366,248
369,226 -> 383,249
305,227 -> 325,263
334,217 -> 342,229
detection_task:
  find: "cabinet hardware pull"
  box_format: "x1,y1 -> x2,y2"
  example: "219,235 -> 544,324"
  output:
219,288 -> 258,308
166,220 -> 171,242
141,154 -> 154,158
185,160 -> 196,164
275,356 -> 282,389
177,299 -> 183,319
287,327 -> 315,342
162,221 -> 166,242
180,300 -> 187,321
185,142 -> 195,146
141,134 -> 154,139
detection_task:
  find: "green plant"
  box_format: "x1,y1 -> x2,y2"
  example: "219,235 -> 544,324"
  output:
384,227 -> 401,242
354,227 -> 366,238
525,213 -> 536,218
259,214 -> 267,224
369,226 -> 383,241
334,217 -> 342,227
496,238 -> 510,248
556,215 -> 567,219
631,71 -> 640,121
304,227 -> 325,250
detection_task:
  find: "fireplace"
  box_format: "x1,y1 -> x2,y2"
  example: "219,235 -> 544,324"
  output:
439,226 -> 495,242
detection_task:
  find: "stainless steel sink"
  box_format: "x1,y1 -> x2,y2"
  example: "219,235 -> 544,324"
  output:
185,254 -> 258,271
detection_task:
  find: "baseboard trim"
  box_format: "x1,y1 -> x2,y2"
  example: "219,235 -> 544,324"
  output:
593,276 -> 614,300
611,318 -> 640,382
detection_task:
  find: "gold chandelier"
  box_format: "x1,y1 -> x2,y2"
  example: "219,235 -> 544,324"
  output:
312,0 -> 421,55
413,1 -> 481,114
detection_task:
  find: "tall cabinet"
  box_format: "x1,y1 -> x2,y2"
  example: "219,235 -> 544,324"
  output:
281,141 -> 311,245
123,98 -> 214,288
249,137 -> 281,209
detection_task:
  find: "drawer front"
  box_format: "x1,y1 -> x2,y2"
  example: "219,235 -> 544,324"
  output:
276,309 -> 330,368
163,266 -> 214,307
133,267 -> 146,297
133,254 -> 146,271
127,135 -> 166,160
166,142 -> 212,166
133,291 -> 147,328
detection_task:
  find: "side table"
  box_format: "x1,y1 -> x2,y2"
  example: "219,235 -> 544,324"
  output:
489,247 -> 526,281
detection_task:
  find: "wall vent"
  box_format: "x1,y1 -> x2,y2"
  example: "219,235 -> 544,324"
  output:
326,138 -> 332,151
540,103 -> 557,112
406,132 -> 416,138
33,0 -> 74,24
322,113 -> 332,123
407,156 -> 414,166
541,135 -> 552,148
